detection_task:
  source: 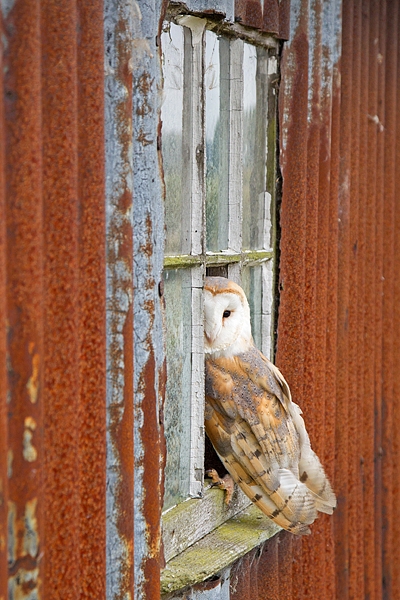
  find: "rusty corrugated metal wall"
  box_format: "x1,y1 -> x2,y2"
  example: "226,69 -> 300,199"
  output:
230,0 -> 400,599
1,0 -> 167,598
0,0 -> 107,596
2,0 -> 400,598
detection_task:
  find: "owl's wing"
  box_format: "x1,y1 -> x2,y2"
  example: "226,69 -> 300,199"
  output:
205,348 -> 335,535
237,347 -> 336,514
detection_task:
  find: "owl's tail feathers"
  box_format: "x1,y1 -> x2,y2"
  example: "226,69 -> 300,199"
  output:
271,468 -> 318,524
299,449 -> 336,515
237,478 -> 313,536
289,401 -> 336,515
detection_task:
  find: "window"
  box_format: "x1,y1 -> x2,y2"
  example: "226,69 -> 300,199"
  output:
160,10 -> 280,589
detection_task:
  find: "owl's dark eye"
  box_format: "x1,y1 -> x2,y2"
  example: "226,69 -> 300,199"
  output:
223,310 -> 231,318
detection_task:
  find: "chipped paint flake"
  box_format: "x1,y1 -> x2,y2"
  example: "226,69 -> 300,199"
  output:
22,420 -> 37,463
132,38 -> 154,63
8,567 -> 39,600
26,353 -> 40,404
23,498 -> 39,558
176,15 -> 206,45
24,417 -> 37,430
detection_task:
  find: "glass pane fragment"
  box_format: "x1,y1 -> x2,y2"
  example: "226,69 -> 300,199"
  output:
205,31 -> 229,252
242,44 -> 269,250
242,262 -> 274,358
163,268 -> 192,509
261,259 -> 274,359
161,24 -> 185,255
241,264 -> 263,351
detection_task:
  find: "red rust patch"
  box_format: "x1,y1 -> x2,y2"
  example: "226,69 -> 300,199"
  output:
75,1 -> 107,595
3,0 -> 44,596
235,0 -> 290,38
0,7 -> 8,598
140,348 -> 163,599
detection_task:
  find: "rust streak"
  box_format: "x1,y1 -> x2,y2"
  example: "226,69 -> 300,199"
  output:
77,0 -> 107,595
106,9 -> 135,598
381,2 -> 399,598
137,212 -> 163,598
40,0 -> 81,594
392,6 -> 400,595
301,2 -> 324,597
3,0 -> 44,594
0,3 -> 7,593
347,3 -> 362,598
277,6 -> 311,596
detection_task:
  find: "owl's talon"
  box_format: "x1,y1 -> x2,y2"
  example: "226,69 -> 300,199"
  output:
206,469 -> 234,505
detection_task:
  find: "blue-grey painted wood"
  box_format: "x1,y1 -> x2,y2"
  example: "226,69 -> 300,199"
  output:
104,0 -> 135,597
184,0 -> 234,21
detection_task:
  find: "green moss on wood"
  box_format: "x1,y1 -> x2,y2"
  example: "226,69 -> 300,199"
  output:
164,251 -> 273,270
161,504 -> 280,595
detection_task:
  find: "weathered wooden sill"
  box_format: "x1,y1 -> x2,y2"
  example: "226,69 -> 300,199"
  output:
161,486 -> 281,595
163,250 -> 273,269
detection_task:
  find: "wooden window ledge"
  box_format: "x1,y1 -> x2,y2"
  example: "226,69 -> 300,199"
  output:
161,486 -> 281,596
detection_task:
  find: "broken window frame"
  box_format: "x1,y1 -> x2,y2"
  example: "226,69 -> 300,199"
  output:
160,10 -> 281,588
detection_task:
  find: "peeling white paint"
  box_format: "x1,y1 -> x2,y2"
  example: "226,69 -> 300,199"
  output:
23,418 -> 37,463
8,568 -> 39,600
26,353 -> 39,404
23,498 -> 39,558
176,15 -> 206,46
268,55 -> 277,75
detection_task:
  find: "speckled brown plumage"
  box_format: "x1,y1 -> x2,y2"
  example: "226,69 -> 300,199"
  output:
204,277 -> 336,535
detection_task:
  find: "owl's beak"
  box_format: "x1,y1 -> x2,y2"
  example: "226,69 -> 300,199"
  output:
204,331 -> 214,345
204,320 -> 220,347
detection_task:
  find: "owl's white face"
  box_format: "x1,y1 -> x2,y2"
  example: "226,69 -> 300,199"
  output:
204,277 -> 253,357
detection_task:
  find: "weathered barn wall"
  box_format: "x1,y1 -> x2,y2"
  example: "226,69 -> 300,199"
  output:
230,0 -> 400,599
0,0 -> 107,597
1,0 -> 400,598
0,0 -> 168,597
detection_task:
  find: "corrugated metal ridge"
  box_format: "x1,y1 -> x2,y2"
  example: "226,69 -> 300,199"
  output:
235,0 -> 290,38
1,0 -> 106,596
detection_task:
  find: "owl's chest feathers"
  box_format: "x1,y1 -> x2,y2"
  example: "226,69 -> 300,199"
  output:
205,352 -> 301,463
205,355 -> 285,425
205,354 -> 252,405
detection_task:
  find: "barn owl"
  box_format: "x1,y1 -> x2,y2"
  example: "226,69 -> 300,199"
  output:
204,276 -> 336,535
